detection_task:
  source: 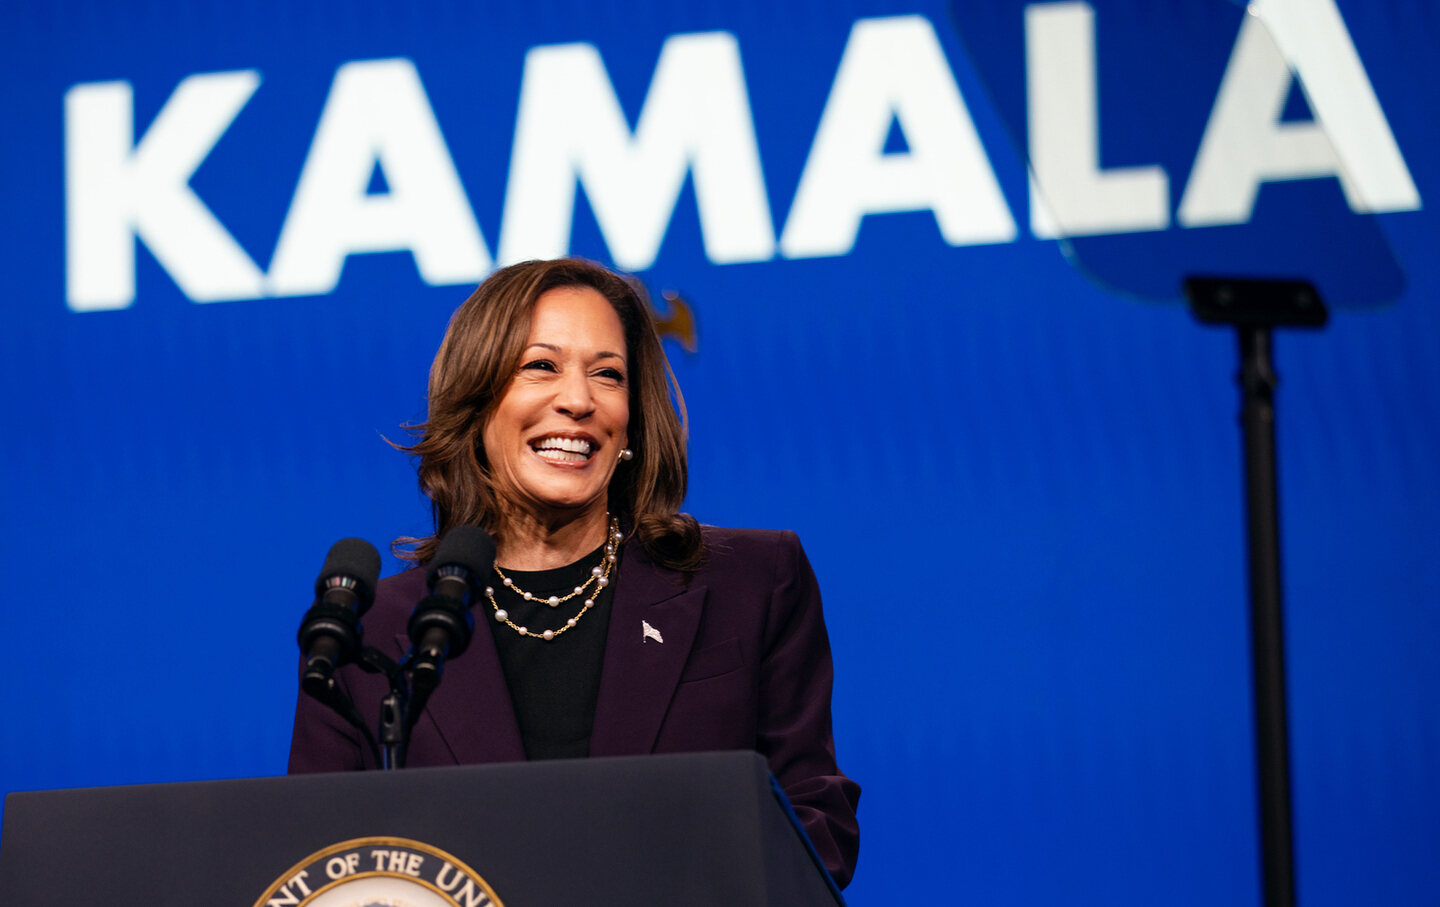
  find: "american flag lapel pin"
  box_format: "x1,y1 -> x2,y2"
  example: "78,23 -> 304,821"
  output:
642,620 -> 664,644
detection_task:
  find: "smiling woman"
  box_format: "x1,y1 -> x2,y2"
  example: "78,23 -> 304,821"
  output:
479,285 -> 632,554
288,258 -> 861,888
395,259 -> 699,571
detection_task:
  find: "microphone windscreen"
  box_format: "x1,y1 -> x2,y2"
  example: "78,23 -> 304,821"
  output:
427,525 -> 497,589
314,537 -> 382,606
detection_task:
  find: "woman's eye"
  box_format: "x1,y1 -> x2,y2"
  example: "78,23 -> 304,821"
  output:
596,368 -> 626,383
521,359 -> 557,372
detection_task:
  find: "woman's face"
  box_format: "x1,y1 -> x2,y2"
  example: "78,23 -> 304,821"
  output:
482,285 -> 631,524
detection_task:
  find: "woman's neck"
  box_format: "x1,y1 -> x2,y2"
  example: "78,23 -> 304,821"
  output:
494,505 -> 611,571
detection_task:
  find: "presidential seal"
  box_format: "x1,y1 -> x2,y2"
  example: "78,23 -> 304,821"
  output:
254,837 -> 505,907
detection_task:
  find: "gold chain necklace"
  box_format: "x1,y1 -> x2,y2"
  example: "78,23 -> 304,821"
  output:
485,515 -> 622,642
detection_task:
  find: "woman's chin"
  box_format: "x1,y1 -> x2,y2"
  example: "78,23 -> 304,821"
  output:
516,485 -> 609,518
510,462 -> 611,512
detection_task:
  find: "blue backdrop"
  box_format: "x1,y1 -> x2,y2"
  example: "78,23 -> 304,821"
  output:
2,1 -> 1436,904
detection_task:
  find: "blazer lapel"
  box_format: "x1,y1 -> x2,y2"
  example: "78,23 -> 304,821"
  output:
589,542 -> 705,757
392,612 -> 526,765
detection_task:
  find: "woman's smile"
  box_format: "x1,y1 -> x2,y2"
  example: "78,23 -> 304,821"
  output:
529,433 -> 598,464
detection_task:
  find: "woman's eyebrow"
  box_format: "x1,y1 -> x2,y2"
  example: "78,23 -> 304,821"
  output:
524,342 -> 625,362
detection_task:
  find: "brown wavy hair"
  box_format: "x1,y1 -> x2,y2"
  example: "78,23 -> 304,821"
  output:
395,258 -> 703,571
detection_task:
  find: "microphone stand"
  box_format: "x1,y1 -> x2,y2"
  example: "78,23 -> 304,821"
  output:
351,646 -> 448,770
307,625 -> 467,772
355,647 -> 411,770
1185,277 -> 1327,907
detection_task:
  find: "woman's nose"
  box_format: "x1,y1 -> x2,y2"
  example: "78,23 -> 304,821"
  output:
553,371 -> 595,417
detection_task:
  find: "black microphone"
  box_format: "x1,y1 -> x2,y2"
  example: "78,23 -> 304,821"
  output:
298,538 -> 381,700
407,526 -> 495,699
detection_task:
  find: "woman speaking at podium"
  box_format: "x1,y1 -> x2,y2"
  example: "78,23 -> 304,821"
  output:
289,258 -> 859,887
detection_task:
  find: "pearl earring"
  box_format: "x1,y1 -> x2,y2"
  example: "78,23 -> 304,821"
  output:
618,448 -> 634,462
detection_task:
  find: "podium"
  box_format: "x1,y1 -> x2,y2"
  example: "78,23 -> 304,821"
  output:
0,751 -> 843,906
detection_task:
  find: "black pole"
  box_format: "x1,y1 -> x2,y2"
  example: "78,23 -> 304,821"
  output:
1237,324 -> 1295,907
1185,276 -> 1326,907
379,689 -> 406,770
354,646 -> 409,770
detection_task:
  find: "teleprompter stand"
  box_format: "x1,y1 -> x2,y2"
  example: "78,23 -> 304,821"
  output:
1184,276 -> 1328,907
0,751 -> 844,907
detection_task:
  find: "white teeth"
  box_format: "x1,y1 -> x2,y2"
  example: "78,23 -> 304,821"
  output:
533,436 -> 592,454
532,437 -> 593,462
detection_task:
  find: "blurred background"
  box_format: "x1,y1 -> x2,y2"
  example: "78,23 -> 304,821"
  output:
1,1 -> 1436,903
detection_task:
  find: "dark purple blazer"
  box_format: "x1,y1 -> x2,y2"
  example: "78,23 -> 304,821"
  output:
289,526 -> 860,887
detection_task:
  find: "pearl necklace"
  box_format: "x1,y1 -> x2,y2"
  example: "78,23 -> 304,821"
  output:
485,515 -> 622,642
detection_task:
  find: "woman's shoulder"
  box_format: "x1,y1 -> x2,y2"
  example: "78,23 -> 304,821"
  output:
686,525 -> 821,625
698,524 -> 802,550
694,524 -> 808,575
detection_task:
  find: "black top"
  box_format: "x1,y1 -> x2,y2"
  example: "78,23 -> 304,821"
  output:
484,544 -> 615,760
